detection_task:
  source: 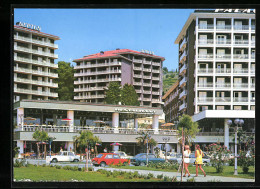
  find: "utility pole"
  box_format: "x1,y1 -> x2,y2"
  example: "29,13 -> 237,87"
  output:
181,127 -> 185,182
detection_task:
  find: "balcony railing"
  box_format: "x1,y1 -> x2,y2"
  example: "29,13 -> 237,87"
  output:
233,68 -> 248,74
14,88 -> 58,97
152,77 -> 160,80
152,84 -> 160,88
251,54 -> 255,60
14,67 -> 58,77
152,62 -> 161,66
133,67 -> 142,71
179,77 -> 187,86
14,77 -> 58,87
233,54 -> 249,59
143,83 -> 151,87
74,87 -> 105,92
143,98 -> 151,101
233,83 -> 248,88
152,91 -> 160,95
197,68 -> 213,73
216,40 -> 231,45
233,97 -> 248,102
198,54 -> 213,59
215,68 -> 231,74
179,51 -> 187,62
250,98 -> 255,103
15,46 -> 58,58
74,94 -> 105,99
133,82 -> 142,85
215,83 -> 231,88
197,83 -> 213,88
179,103 -> 187,111
250,83 -> 255,89
180,38 -> 187,50
251,69 -> 255,74
198,39 -> 214,45
14,35 -> 58,48
74,78 -> 121,84
197,97 -> 213,102
152,99 -> 160,103
216,25 -> 232,30
198,24 -> 214,30
14,57 -> 58,68
215,97 -> 231,102
143,68 -> 152,72
74,61 -> 121,69
251,25 -> 255,31
74,70 -> 121,76
143,90 -> 151,94
135,90 -> 142,93
233,25 -> 249,30
215,54 -> 231,59
179,64 -> 187,74
143,75 -> 152,79
251,40 -> 255,46
133,59 -> 142,63
143,61 -> 151,65
179,90 -> 187,99
152,69 -> 160,73
233,40 -> 249,45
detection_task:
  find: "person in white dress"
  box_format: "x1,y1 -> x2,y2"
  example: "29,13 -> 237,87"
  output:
183,145 -> 191,177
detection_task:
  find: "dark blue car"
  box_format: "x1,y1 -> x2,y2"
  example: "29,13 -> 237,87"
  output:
130,153 -> 165,166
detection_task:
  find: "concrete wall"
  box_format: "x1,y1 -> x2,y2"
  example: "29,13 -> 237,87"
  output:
121,59 -> 132,85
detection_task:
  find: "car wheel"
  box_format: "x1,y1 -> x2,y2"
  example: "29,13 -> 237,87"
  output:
140,162 -> 146,166
100,162 -> 106,167
73,159 -> 79,162
52,158 -> 58,163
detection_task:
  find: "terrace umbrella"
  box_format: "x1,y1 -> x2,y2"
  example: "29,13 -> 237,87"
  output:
161,123 -> 174,127
24,117 -> 37,121
61,118 -> 72,126
110,142 -> 122,151
93,120 -> 105,127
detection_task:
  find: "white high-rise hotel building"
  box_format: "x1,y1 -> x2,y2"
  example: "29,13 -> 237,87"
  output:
174,9 -> 255,150
14,22 -> 60,102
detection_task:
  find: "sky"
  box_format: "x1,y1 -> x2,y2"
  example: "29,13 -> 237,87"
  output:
14,9 -> 194,70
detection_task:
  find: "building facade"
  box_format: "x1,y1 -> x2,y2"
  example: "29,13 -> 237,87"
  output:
73,49 -> 164,107
162,81 -> 179,123
173,9 -> 255,151
14,22 -> 60,102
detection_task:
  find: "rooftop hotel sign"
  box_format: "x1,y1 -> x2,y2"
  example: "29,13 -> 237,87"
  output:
115,108 -> 156,114
16,22 -> 41,32
215,9 -> 255,13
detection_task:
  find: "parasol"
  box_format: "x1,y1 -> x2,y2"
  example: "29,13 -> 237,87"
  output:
96,143 -> 102,146
110,142 -> 122,146
24,117 -> 36,121
93,120 -> 105,124
161,123 -> 174,127
61,118 -> 72,121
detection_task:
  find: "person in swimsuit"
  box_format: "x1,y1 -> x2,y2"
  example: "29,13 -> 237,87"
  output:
195,144 -> 206,177
183,145 -> 191,177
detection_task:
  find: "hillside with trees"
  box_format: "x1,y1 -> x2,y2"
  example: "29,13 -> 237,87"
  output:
162,67 -> 178,96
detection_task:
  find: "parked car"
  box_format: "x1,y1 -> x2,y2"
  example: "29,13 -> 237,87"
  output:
92,153 -> 130,167
130,153 -> 165,166
111,151 -> 133,159
50,151 -> 80,163
168,153 -> 183,163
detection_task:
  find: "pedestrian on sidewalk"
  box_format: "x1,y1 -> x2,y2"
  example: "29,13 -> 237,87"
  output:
183,145 -> 191,177
195,144 -> 206,177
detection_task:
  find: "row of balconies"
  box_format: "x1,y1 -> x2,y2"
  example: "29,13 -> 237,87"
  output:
179,90 -> 187,99
14,46 -> 58,59
198,39 -> 255,46
74,87 -> 105,92
197,97 -> 255,103
14,35 -> 58,49
14,77 -> 58,88
133,67 -> 160,73
14,67 -> 58,78
198,24 -> 255,31
179,38 -> 187,51
14,88 -> 58,97
197,68 -> 255,75
179,103 -> 187,111
198,54 -> 255,60
133,75 -> 160,80
74,94 -> 105,99
74,78 -> 121,84
135,90 -> 160,95
133,59 -> 161,66
14,56 -> 58,68
197,82 -> 255,89
74,61 -> 121,69
74,70 -> 121,77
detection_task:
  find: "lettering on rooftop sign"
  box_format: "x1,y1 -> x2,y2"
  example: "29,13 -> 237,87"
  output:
215,9 -> 255,13
115,108 -> 156,114
16,22 -> 41,31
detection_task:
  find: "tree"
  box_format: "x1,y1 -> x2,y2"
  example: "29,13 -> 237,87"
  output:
177,114 -> 200,145
163,67 -> 168,74
32,130 -> 49,159
56,61 -> 75,101
104,82 -> 121,105
136,131 -> 158,153
121,83 -> 140,106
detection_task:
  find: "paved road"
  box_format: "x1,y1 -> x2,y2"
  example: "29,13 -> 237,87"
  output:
93,167 -> 255,182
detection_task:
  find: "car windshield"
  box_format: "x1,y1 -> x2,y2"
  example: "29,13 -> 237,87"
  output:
96,154 -> 103,158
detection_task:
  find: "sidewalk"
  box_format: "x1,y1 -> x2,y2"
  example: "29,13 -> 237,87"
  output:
93,167 -> 255,182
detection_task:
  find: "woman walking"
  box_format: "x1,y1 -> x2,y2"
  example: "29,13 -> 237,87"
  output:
195,144 -> 206,177
183,145 -> 191,177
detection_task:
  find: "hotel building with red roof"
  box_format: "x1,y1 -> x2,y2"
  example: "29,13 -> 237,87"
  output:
14,22 -> 60,102
73,49 -> 165,107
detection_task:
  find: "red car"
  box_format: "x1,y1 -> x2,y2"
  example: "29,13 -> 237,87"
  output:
92,153 -> 130,167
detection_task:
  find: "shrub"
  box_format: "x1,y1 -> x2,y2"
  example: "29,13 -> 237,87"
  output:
207,179 -> 221,182
187,177 -> 195,182
42,164 -> 46,167
112,171 -> 120,178
238,151 -> 254,174
228,158 -> 234,166
55,165 -> 61,169
171,177 -> 177,182
147,173 -> 154,179
88,167 -> 93,171
163,176 -> 171,182
14,159 -> 26,168
133,171 -> 139,178
25,162 -> 33,167
157,174 -> 163,179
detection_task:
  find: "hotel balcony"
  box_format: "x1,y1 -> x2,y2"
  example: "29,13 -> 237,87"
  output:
198,54 -> 213,60
179,64 -> 187,76
133,74 -> 142,78
74,70 -> 121,77
197,68 -> 213,74
197,97 -> 213,103
152,99 -> 161,103
133,82 -> 142,86
233,40 -> 249,46
197,82 -> 213,88
215,83 -> 231,88
233,68 -> 248,74
198,24 -> 214,30
251,54 -> 255,60
14,77 -> 58,88
216,25 -> 232,30
143,75 -> 152,79
251,40 -> 255,46
74,94 -> 105,100
233,54 -> 249,60
179,51 -> 187,63
180,38 -> 187,51
251,83 -> 255,89
74,78 -> 121,84
143,68 -> 152,72
143,60 -> 151,65
233,97 -> 248,102
152,77 -> 160,80
133,67 -> 142,71
250,97 -> 255,103
215,54 -> 231,60
143,98 -> 151,101
179,90 -> 187,99
215,97 -> 231,102
14,35 -> 58,49
135,90 -> 142,93
152,84 -> 160,88
74,61 -> 121,69
152,62 -> 161,66
152,69 -> 160,73
251,69 -> 255,75
133,59 -> 142,63
14,57 -> 58,68
216,40 -> 231,45
152,91 -> 160,95
143,90 -> 151,94
179,77 -> 187,87
215,68 -> 231,74
14,88 -> 58,97
233,25 -> 249,31
14,46 -> 58,59
143,83 -> 151,87
14,67 -> 58,78
198,39 -> 214,45
74,87 -> 105,92
251,25 -> 255,31
179,103 -> 187,111
233,83 -> 248,88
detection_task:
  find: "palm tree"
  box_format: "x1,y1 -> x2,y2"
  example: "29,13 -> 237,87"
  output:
136,131 -> 158,153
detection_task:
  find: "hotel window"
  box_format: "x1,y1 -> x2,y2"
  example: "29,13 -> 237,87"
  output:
216,35 -> 227,44
234,21 -> 243,30
216,106 -> 225,110
202,106 -> 208,111
199,21 -> 207,29
234,106 -> 242,110
217,21 -> 225,29
251,106 -> 255,110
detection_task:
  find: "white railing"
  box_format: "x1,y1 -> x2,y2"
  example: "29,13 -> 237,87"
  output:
198,54 -> 213,59
14,35 -> 58,48
251,40 -> 255,46
74,62 -> 121,69
143,75 -> 152,79
215,97 -> 231,102
233,97 -> 248,102
152,99 -> 160,103
135,90 -> 142,93
152,69 -> 160,73
233,54 -> 249,59
197,82 -> 213,88
179,64 -> 187,74
233,25 -> 249,30
143,61 -> 151,65
74,94 -> 105,99
152,77 -> 160,80
198,39 -> 214,45
74,87 -> 105,92
180,38 -> 187,49
198,24 -> 214,30
143,68 -> 152,72
179,77 -> 187,86
133,82 -> 142,85
215,54 -> 231,59
233,69 -> 248,74
152,62 -> 161,66
134,74 -> 142,78
197,68 -> 213,73
143,98 -> 151,101
152,84 -> 160,88
215,68 -> 231,74
251,69 -> 255,74
14,77 -> 58,87
179,90 -> 187,99
233,40 -> 249,45
251,83 -> 255,88
133,67 -> 142,70
14,67 -> 58,77
215,83 -> 231,88
14,88 -> 58,97
74,78 -> 121,84
251,25 -> 255,31
143,83 -> 151,87
251,54 -> 255,60
143,90 -> 151,94
133,59 -> 142,63
216,40 -> 231,45
15,46 -> 58,58
250,98 -> 255,103
197,97 -> 213,102
180,51 -> 187,62
152,91 -> 160,95
179,103 -> 186,111
233,83 -> 248,88
74,70 -> 121,76
14,57 -> 58,68
216,25 -> 232,30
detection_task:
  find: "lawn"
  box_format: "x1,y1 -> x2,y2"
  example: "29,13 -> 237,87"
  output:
13,166 -> 161,182
115,165 -> 255,179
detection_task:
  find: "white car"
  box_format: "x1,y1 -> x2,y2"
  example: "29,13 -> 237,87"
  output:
50,151 -> 80,163
111,151 -> 133,159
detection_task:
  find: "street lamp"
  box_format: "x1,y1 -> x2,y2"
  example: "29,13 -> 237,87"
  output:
48,137 -> 56,158
227,118 -> 244,175
143,133 -> 151,166
162,137 -> 170,162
